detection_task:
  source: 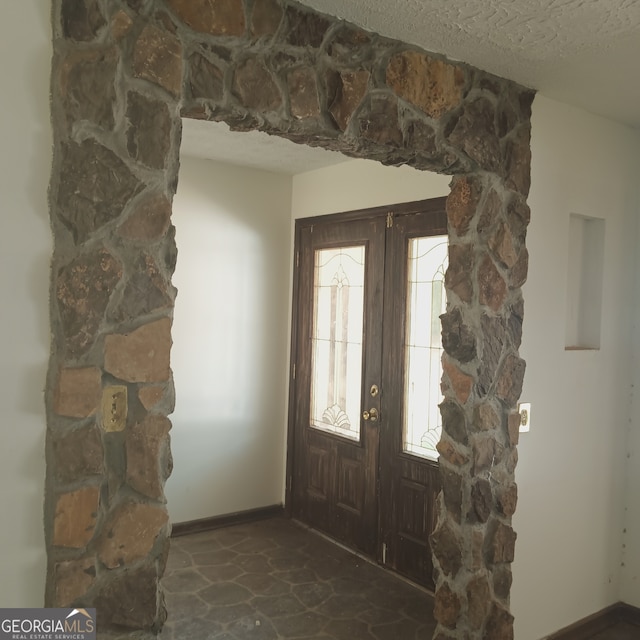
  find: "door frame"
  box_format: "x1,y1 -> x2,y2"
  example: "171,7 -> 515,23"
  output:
284,197 -> 448,554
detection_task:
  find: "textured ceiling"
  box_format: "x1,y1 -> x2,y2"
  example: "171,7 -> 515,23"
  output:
180,0 -> 640,173
300,0 -> 640,128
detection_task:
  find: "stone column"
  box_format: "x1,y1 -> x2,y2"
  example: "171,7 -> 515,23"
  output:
47,0 -> 183,631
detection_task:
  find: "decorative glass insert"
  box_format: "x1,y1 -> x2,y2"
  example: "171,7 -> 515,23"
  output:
403,236 -> 448,460
310,246 -> 365,441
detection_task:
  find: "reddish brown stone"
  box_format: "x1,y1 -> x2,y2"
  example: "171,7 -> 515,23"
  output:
434,583 -> 461,629
431,521 -> 463,578
138,386 -> 165,410
188,53 -> 224,102
498,483 -> 518,517
486,521 -> 517,564
386,51 -> 465,119
54,367 -> 102,418
111,10 -> 133,39
133,24 -> 182,96
126,92 -> 172,169
168,0 -> 244,35
436,438 -> 469,466
329,70 -> 369,131
62,0 -> 106,41
53,558 -> 96,607
470,478 -> 493,523
441,308 -> 477,363
446,244 -> 474,303
251,0 -> 282,37
478,254 -> 507,312
490,222 -> 519,269
473,402 -> 500,432
442,359 -> 473,405
118,193 -> 171,241
104,318 -> 172,383
495,354 -> 526,407
95,565 -> 164,630
53,486 -> 100,548
507,411 -> 521,446
466,575 -> 491,630
52,424 -> 104,484
112,253 -> 172,323
56,249 -> 123,356
447,176 -> 481,237
56,140 -> 143,244
485,602 -> 515,640
233,59 -> 282,111
59,48 -> 117,131
288,68 -> 320,119
126,414 -> 172,499
98,502 -> 169,568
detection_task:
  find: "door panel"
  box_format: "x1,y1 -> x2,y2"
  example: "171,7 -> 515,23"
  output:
291,216 -> 385,557
379,202 -> 447,588
289,199 -> 447,588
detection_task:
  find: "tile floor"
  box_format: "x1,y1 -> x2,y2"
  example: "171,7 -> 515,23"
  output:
100,516 -> 640,639
160,517 -> 436,639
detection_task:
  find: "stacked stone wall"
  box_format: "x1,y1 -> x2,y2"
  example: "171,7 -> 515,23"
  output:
48,0 -> 533,637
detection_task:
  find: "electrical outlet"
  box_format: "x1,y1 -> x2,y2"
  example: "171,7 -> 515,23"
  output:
518,402 -> 531,433
102,385 -> 127,432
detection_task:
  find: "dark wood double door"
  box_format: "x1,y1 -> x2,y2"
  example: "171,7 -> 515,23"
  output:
288,198 -> 447,589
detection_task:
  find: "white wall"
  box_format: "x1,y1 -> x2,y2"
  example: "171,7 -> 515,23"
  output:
168,155 -> 293,523
512,95 -> 640,639
0,0 -> 51,607
622,161 -> 640,605
291,158 -> 450,218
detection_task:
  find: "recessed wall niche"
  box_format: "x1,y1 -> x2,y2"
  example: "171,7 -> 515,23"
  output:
565,213 -> 605,350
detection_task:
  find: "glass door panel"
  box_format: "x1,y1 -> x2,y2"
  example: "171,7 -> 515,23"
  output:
310,246 -> 366,441
402,235 -> 448,460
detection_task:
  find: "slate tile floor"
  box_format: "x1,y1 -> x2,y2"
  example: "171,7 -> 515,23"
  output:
100,516 -> 640,639
158,517 -> 437,639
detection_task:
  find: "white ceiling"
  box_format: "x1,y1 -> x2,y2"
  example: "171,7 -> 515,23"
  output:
181,0 -> 640,173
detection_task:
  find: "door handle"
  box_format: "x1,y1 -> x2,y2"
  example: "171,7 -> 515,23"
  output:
363,408 -> 379,422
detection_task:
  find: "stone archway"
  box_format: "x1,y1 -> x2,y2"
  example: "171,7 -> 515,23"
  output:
47,0 -> 533,637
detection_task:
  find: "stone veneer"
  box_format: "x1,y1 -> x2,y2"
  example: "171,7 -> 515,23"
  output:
47,0 -> 533,637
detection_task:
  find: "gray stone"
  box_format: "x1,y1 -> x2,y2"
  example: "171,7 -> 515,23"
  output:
285,6 -> 330,47
60,48 -> 117,130
441,307 -> 477,363
233,58 -> 282,111
56,140 -> 143,244
188,53 -> 224,102
440,400 -> 468,446
127,92 -> 172,169
61,0 -> 105,41
112,253 -> 172,322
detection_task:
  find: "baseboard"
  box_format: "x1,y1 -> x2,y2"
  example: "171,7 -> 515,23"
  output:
171,504 -> 284,537
546,602 -> 640,639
